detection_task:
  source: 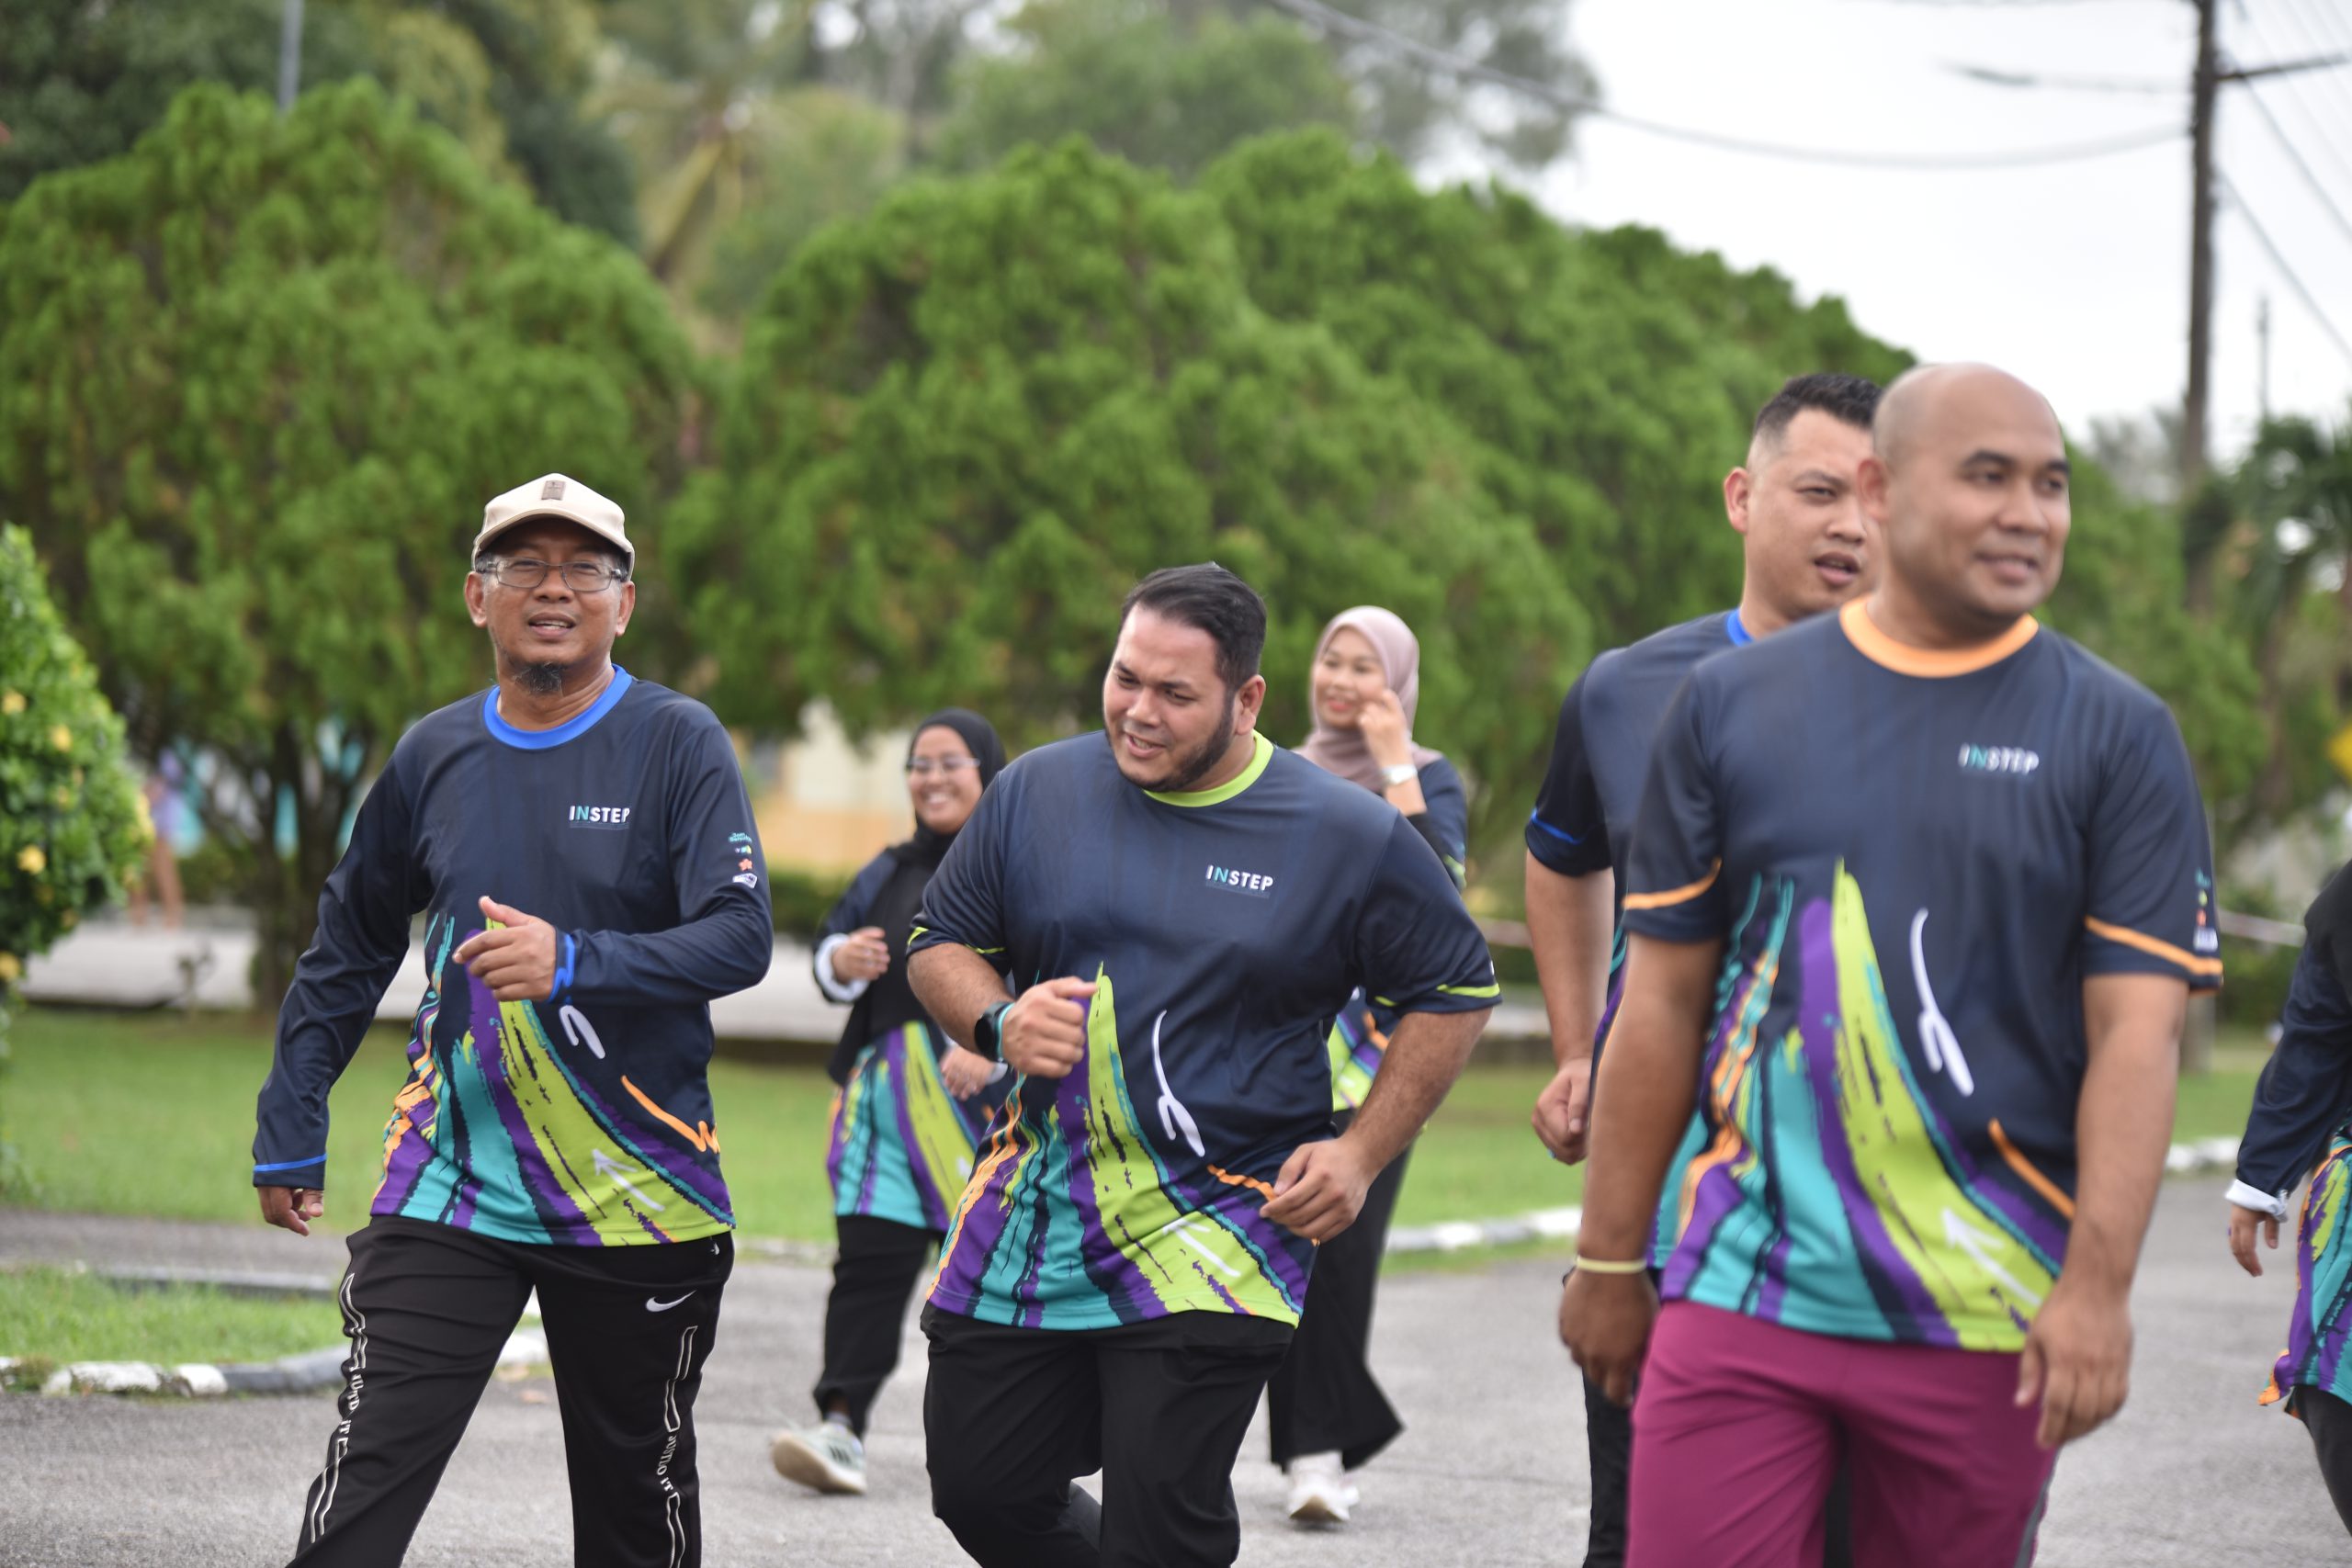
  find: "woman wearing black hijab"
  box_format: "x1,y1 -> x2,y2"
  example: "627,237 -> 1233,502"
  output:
770,709 -> 1010,1498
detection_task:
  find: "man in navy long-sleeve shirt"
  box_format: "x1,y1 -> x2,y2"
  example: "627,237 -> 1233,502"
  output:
252,472 -> 773,1568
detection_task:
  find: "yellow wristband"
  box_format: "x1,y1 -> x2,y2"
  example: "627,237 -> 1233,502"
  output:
1573,1254 -> 1649,1276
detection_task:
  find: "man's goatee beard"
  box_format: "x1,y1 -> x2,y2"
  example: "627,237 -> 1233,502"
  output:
515,660 -> 569,696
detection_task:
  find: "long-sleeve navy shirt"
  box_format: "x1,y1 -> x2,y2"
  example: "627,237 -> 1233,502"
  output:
2233,944 -> 2352,1213
251,670 -> 773,1246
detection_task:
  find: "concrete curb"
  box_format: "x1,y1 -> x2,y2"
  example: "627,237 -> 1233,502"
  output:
6,1265 -> 549,1398
1380,1135 -> 2245,1257
8,1328 -> 549,1400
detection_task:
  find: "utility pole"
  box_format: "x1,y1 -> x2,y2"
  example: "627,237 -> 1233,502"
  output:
1948,19 -> 2342,491
2183,0 -> 2218,491
277,0 -> 305,114
2257,294 -> 2271,423
2177,1 -> 2346,491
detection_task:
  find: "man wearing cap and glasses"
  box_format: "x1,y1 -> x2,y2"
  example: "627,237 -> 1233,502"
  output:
252,474 -> 774,1567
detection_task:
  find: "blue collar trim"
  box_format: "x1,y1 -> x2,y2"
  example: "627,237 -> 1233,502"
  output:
481,668 -> 634,750
1724,610 -> 1753,647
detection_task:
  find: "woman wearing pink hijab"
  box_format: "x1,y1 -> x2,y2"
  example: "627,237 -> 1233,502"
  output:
1272,605 -> 1470,1527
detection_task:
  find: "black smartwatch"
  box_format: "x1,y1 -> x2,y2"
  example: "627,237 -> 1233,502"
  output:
972,999 -> 1014,1061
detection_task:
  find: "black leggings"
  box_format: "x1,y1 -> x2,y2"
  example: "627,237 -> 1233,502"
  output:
812,1213 -> 939,1437
2301,1387 -> 2352,1535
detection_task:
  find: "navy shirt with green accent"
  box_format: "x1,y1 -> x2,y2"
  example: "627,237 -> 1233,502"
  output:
1622,602 -> 2219,1349
251,669 -> 774,1246
910,731 -> 1496,1330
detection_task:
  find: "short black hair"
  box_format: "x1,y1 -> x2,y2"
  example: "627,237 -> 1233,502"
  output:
1751,372 -> 1883,450
1118,563 -> 1266,695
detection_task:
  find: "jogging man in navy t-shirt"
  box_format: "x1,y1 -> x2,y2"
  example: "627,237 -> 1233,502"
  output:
907,564 -> 1496,1568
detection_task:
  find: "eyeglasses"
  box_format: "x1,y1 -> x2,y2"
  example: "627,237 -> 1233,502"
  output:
481,558 -> 628,592
905,757 -> 981,777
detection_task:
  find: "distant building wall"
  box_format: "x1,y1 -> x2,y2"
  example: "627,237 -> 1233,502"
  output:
748,704 -> 912,875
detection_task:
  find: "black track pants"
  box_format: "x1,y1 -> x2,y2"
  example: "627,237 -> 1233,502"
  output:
812,1213 -> 938,1436
1264,1125 -> 1409,1470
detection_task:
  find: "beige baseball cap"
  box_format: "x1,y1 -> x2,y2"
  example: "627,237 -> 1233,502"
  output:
473,473 -> 633,568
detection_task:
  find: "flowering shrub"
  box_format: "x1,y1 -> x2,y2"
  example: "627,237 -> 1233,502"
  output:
0,525 -> 148,987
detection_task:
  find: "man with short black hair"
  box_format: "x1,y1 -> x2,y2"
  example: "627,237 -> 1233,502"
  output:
253,472 -> 774,1567
908,562 -> 1496,1568
1527,370 -> 1881,1566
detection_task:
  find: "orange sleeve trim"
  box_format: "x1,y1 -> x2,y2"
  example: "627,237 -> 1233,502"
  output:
1623,860 -> 1722,912
2083,917 -> 2223,978
1988,1118 -> 2075,1220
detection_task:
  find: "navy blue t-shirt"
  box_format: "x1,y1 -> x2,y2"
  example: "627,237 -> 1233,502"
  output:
1623,603 -> 2219,1348
1526,610 -> 1751,890
1526,610 -> 1751,1261
910,732 -> 1496,1329
252,670 -> 774,1245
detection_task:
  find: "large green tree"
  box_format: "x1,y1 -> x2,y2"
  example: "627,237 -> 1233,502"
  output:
933,0 -> 1359,181
0,0 -> 638,242
664,137 -> 1588,848
2216,411 -> 2352,824
0,0 -> 372,200
1204,0 -> 1596,170
1203,130 -> 1910,649
0,80 -> 698,997
929,0 -> 1590,183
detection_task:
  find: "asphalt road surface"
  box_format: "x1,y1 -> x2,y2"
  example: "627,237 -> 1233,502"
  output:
1,1177 -> 2343,1566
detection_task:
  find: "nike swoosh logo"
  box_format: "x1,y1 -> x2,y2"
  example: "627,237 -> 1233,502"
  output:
644,1293 -> 695,1313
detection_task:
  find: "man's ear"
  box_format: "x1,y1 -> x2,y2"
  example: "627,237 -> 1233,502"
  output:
465,572 -> 491,628
613,580 -> 636,637
1235,672 -> 1268,732
1723,467 -> 1754,537
1857,455 -> 1894,525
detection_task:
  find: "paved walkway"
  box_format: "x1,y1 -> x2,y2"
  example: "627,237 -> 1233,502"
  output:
0,1177 -> 2343,1565
20,917 -> 1552,1047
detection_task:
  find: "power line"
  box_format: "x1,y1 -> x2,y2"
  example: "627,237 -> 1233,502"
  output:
2257,0 -> 2352,133
2277,0 -> 2352,71
1946,62 -> 2180,94
1258,0 -> 2185,170
2233,7 -> 2352,220
2218,168 -> 2352,371
2238,85 -> 2352,251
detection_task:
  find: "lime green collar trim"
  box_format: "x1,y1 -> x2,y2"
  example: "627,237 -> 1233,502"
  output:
1147,731 -> 1274,807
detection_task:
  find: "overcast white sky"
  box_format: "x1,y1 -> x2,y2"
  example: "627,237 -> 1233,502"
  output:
1458,0 -> 2352,464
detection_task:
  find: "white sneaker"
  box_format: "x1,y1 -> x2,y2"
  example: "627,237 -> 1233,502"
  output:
1284,1451 -> 1357,1525
770,1421 -> 867,1495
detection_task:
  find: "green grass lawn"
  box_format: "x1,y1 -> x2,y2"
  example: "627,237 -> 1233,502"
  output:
0,1007 -> 842,1241
0,1009 -> 2274,1249
0,1267 -> 347,1369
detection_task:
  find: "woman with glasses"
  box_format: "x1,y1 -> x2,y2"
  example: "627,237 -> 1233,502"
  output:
1272,606 -> 1470,1527
770,709 -> 1011,1497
